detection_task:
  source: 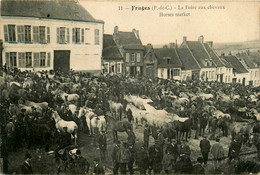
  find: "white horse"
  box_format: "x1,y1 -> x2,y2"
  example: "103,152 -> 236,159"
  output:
108,100 -> 123,120
78,107 -> 106,136
51,110 -> 78,145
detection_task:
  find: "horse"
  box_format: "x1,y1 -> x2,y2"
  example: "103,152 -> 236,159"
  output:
108,100 -> 123,120
78,107 -> 106,136
106,116 -> 132,143
51,110 -> 78,145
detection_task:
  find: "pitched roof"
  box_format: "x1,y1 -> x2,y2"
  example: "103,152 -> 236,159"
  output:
1,0 -> 103,23
247,52 -> 260,68
203,43 -> 225,67
223,55 -> 248,74
154,48 -> 182,68
185,41 -> 216,68
176,48 -> 200,70
102,34 -> 123,59
117,32 -> 144,50
237,52 -> 258,69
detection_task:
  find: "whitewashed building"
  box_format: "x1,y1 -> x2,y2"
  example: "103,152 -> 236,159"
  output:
1,0 -> 104,73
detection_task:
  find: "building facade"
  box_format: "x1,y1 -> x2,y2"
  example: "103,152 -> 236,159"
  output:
143,44 -> 158,79
1,1 -> 104,73
113,26 -> 144,76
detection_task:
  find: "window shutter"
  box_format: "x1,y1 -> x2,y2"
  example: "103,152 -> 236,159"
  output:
81,28 -> 84,43
72,28 -> 75,43
17,25 -> 25,42
47,53 -> 51,67
33,26 -> 39,43
5,53 -> 10,67
47,27 -> 50,43
66,28 -> 70,43
4,25 -> 8,42
18,53 -> 22,67
57,27 -> 60,43
33,53 -> 40,67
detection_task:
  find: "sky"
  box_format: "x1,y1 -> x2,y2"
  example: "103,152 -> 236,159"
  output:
80,0 -> 260,45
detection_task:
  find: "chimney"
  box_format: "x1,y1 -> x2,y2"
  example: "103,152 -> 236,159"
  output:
183,36 -> 187,43
175,40 -> 178,48
246,48 -> 250,55
132,28 -> 139,39
236,52 -> 241,57
114,26 -> 119,34
169,42 -> 175,48
206,41 -> 213,48
198,35 -> 204,43
229,51 -> 232,56
146,43 -> 153,50
221,53 -> 225,58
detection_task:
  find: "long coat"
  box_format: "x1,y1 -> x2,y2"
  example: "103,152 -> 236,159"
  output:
200,138 -> 211,154
211,142 -> 225,160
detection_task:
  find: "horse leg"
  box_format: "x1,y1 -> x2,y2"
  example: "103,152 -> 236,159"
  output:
74,133 -> 77,145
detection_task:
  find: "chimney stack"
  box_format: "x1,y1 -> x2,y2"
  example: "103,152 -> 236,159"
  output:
246,48 -> 250,55
175,40 -> 178,48
132,28 -> 139,39
114,26 -> 119,34
229,51 -> 232,56
183,36 -> 187,43
221,53 -> 225,58
146,43 -> 153,50
198,35 -> 204,43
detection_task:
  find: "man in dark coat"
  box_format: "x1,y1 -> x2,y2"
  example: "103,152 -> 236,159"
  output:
175,154 -> 193,174
165,139 -> 179,162
149,142 -> 163,174
117,142 -> 131,175
128,144 -> 135,175
143,124 -> 150,149
127,130 -> 136,147
135,145 -> 149,175
71,149 -> 90,174
111,141 -> 121,175
20,153 -> 33,174
228,138 -> 242,163
98,130 -> 107,162
93,158 -> 105,175
199,136 -> 211,165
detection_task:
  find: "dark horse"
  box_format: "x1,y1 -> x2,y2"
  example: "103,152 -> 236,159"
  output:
178,118 -> 193,141
106,116 -> 132,143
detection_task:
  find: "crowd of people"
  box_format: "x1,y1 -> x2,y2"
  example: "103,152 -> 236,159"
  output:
0,66 -> 260,174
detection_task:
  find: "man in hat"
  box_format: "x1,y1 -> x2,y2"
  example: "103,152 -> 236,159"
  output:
135,144 -> 149,175
162,150 -> 175,174
127,129 -> 136,147
93,158 -> 104,175
20,153 -> 33,174
111,141 -> 121,175
199,136 -> 211,165
180,141 -> 191,159
98,130 -> 107,162
73,149 -> 90,174
165,139 -> 179,162
228,137 -> 242,163
5,118 -> 15,152
192,157 -> 205,174
118,142 -> 131,175
149,142 -> 163,174
175,153 -> 193,174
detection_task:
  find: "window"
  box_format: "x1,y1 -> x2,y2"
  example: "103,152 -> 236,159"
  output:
73,28 -> 80,43
94,29 -> 99,44
167,59 -> 170,64
103,63 -> 109,73
24,25 -> 31,42
126,53 -> 130,62
137,53 -> 141,62
173,69 -> 180,76
25,52 -> 32,67
47,53 -> 51,67
8,52 -> 17,68
18,53 -> 25,68
67,28 -> 70,43
131,53 -> 135,62
81,29 -> 84,43
85,28 -> 90,44
137,66 -> 140,74
58,27 -> 66,43
39,26 -> 46,43
8,25 -> 16,42
40,52 -> 46,67
117,63 -> 121,73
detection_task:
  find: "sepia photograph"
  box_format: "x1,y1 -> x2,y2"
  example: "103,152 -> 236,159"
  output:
0,0 -> 260,174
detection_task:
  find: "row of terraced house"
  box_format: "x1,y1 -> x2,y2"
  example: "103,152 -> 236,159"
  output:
103,26 -> 260,86
1,1 -> 259,86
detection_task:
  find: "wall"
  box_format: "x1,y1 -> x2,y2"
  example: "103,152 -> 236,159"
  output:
1,16 -> 103,72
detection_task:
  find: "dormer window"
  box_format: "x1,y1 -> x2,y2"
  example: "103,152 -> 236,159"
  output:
163,57 -> 171,64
